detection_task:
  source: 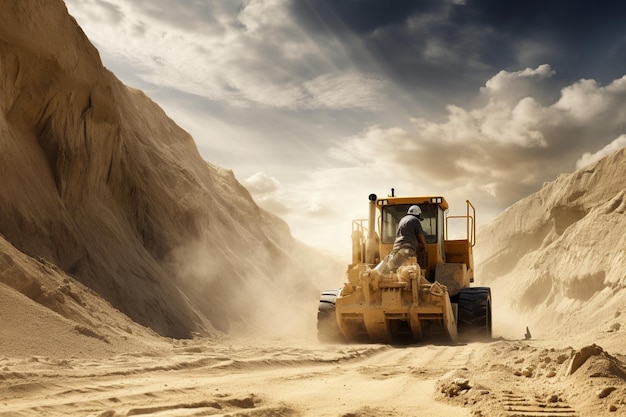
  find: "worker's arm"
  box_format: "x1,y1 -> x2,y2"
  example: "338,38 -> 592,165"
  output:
418,233 -> 427,248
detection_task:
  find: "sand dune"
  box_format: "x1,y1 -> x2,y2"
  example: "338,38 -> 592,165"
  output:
475,147 -> 626,341
0,1 -> 624,416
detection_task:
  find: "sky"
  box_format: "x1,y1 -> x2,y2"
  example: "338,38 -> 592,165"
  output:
64,0 -> 626,257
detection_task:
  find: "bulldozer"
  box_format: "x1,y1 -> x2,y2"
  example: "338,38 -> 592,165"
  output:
317,191 -> 492,344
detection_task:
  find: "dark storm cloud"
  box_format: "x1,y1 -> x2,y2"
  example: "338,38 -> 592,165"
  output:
291,0 -> 626,112
458,1 -> 626,82
291,0 -> 474,111
293,0 -> 440,34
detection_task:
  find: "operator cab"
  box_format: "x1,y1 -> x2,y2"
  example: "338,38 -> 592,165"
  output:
380,202 -> 445,245
375,196 -> 450,278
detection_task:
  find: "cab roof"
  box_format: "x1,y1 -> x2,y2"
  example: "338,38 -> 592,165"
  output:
374,195 -> 449,211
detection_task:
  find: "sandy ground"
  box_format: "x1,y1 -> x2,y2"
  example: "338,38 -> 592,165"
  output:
0,271 -> 625,417
0,339 -> 468,417
1,331 -> 624,417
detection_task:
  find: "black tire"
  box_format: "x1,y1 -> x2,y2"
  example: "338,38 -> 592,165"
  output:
457,287 -> 492,341
317,289 -> 345,344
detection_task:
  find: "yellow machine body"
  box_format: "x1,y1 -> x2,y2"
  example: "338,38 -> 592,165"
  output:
319,193 -> 490,344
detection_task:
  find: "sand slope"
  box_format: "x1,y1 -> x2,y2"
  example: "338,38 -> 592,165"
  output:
475,147 -> 626,342
0,0 -> 339,341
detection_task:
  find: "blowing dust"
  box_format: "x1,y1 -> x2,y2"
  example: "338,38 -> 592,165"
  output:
171,233 -> 345,340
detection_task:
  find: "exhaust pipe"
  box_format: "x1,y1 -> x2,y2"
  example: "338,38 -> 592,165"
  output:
365,193 -> 378,264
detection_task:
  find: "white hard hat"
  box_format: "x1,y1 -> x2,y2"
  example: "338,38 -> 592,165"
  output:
407,205 -> 423,220
407,205 -> 421,215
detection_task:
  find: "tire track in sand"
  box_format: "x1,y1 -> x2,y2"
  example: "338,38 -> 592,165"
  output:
500,392 -> 578,417
0,342 -> 477,417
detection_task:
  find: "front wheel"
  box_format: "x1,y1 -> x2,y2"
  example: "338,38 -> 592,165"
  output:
457,287 -> 492,342
317,289 -> 345,344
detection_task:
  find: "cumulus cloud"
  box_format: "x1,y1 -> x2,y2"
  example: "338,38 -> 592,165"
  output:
576,135 -> 626,169
554,77 -> 626,122
243,172 -> 281,194
483,64 -> 554,93
329,66 -> 626,214
253,68 -> 626,254
243,172 -> 288,215
481,64 -> 556,105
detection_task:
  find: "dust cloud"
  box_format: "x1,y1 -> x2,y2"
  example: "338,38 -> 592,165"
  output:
169,232 -> 344,339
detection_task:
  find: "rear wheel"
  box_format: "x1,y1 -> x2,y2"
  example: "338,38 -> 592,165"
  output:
457,287 -> 492,341
317,289 -> 345,344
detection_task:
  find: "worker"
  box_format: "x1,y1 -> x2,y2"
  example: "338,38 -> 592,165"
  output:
385,205 -> 427,272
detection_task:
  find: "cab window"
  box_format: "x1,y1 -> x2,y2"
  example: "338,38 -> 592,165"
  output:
380,204 -> 441,244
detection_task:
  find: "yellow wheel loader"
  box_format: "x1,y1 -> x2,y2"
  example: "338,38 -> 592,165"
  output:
317,191 -> 492,344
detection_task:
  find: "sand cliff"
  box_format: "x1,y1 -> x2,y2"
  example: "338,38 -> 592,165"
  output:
475,147 -> 626,344
0,0 -> 334,341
